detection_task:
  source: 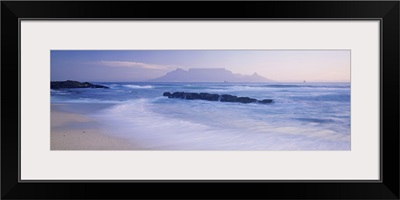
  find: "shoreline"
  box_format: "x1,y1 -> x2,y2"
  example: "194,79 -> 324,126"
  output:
51,103 -> 144,150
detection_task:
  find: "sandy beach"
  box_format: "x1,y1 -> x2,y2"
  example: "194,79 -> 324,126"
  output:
51,103 -> 142,150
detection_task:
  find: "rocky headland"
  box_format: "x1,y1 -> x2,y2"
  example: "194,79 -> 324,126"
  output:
51,80 -> 109,89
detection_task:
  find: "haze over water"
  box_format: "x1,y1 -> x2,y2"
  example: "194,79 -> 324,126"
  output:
51,50 -> 350,82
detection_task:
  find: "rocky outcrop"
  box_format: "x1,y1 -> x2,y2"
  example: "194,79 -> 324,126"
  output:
258,99 -> 274,104
51,80 -> 109,89
163,92 -> 273,104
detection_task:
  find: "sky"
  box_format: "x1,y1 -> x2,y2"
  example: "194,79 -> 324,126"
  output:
51,50 -> 350,82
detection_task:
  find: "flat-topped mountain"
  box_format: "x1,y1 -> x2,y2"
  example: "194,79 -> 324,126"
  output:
148,68 -> 273,82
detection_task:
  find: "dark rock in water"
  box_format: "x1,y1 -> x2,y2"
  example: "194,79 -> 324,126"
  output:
199,93 -> 220,101
163,92 -> 172,97
51,80 -> 109,89
220,94 -> 238,102
184,92 -> 202,100
258,99 -> 274,104
172,92 -> 185,99
220,94 -> 258,103
163,91 -> 273,104
237,97 -> 258,103
164,92 -> 221,101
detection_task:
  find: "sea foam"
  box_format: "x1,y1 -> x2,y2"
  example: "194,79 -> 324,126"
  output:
52,82 -> 351,150
91,98 -> 350,150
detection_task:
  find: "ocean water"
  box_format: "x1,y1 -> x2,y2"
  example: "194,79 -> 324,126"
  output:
51,82 -> 351,150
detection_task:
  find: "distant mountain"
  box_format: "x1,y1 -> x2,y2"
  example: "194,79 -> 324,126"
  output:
147,68 -> 273,82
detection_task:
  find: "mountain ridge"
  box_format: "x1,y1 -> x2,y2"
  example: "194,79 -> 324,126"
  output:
147,68 -> 273,82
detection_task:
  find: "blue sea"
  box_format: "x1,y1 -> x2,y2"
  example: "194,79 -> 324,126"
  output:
51,82 -> 351,150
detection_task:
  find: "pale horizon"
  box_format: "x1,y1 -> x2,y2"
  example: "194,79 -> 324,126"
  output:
51,50 -> 351,82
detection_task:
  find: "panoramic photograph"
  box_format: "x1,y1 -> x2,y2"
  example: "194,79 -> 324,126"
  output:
51,50 -> 350,150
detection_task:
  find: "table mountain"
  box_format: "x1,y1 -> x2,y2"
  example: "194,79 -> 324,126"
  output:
148,68 -> 273,82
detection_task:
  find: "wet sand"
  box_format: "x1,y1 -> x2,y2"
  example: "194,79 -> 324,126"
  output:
51,103 -> 143,150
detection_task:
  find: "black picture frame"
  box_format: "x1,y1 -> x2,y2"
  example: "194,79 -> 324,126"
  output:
2,1 -> 399,199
